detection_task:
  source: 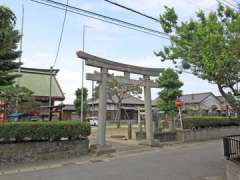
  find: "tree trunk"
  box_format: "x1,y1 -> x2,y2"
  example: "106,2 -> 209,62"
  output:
116,101 -> 122,128
170,112 -> 175,131
117,108 -> 121,128
217,84 -> 239,116
128,120 -> 132,139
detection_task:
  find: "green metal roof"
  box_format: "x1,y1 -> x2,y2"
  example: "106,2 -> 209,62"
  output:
14,67 -> 64,100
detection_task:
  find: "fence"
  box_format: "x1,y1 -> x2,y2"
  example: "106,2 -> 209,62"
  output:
223,135 -> 240,161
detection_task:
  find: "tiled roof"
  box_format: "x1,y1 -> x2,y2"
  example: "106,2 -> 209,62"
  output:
14,67 -> 64,100
121,95 -> 144,105
89,92 -> 220,107
180,92 -> 213,104
88,95 -> 144,105
216,96 -> 226,104
63,104 -> 75,111
152,92 -> 214,106
18,67 -> 59,74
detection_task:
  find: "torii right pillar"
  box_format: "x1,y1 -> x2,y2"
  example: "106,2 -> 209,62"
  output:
144,75 -> 154,145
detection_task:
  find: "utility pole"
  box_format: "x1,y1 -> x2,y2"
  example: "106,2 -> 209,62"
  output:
80,25 -> 91,121
80,25 -> 86,122
92,80 -> 94,117
49,66 -> 53,121
19,4 -> 24,64
16,4 -> 24,113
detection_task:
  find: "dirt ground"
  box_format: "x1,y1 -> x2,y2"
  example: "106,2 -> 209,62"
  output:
90,124 -> 141,143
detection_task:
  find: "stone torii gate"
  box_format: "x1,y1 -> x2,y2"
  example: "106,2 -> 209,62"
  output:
77,51 -> 163,147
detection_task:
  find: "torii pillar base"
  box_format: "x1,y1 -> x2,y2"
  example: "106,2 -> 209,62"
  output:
139,139 -> 162,147
94,144 -> 116,156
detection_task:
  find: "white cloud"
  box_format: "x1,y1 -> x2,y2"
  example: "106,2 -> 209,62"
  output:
196,0 -> 218,10
57,71 -> 81,103
22,54 -> 53,69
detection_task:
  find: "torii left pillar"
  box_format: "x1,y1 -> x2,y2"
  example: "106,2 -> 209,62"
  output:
144,75 -> 154,145
97,68 -> 107,146
95,68 -> 116,155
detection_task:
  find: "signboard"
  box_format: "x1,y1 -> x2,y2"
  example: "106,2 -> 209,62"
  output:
175,98 -> 184,108
175,97 -> 183,129
0,101 -> 5,122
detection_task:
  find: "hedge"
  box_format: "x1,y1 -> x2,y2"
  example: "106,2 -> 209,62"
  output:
0,121 -> 91,142
183,116 -> 240,129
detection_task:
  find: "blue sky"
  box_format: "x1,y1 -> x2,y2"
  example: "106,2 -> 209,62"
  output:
2,0 -> 223,103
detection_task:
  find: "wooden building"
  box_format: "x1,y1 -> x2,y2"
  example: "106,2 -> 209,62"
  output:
15,67 -> 65,117
88,95 -> 145,121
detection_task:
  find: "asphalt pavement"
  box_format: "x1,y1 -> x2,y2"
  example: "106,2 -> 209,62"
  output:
0,140 -> 226,180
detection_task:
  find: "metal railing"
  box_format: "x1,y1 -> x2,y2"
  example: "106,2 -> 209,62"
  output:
223,135 -> 240,161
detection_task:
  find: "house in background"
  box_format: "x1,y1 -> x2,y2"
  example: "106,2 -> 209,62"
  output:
64,92 -> 234,120
153,92 -> 226,115
88,95 -> 145,121
62,104 -> 81,120
15,67 -> 65,117
216,96 -> 234,116
62,104 -> 75,120
62,95 -> 145,121
180,92 -> 222,115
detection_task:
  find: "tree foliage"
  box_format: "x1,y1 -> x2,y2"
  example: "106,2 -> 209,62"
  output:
74,88 -> 89,117
95,79 -> 142,106
157,4 -> 240,113
0,85 -> 37,114
0,6 -> 22,86
157,68 -> 183,113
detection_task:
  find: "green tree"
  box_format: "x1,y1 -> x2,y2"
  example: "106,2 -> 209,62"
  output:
157,68 -> 183,130
94,80 -> 142,128
0,6 -> 22,86
74,88 -> 89,118
157,4 -> 240,113
0,85 -> 36,115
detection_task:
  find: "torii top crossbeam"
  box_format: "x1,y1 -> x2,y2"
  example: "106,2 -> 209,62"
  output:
77,51 -> 163,77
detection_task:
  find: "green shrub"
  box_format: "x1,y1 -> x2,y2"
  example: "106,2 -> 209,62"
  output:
0,121 -> 91,142
183,116 -> 240,129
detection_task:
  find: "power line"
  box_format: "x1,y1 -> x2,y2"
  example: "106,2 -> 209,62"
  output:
221,0 -> 238,8
184,0 -> 215,12
103,0 -> 160,22
16,4 -> 25,113
187,0 -> 238,11
49,0 -> 68,121
31,0 -> 168,39
52,0 -> 68,67
216,0 -> 238,10
29,0 -> 169,39
43,0 -> 166,35
30,0 -> 168,39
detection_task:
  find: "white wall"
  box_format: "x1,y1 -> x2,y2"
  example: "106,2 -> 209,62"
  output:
200,95 -> 221,112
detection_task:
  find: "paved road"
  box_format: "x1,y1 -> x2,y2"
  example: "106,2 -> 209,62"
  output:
1,140 -> 226,180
